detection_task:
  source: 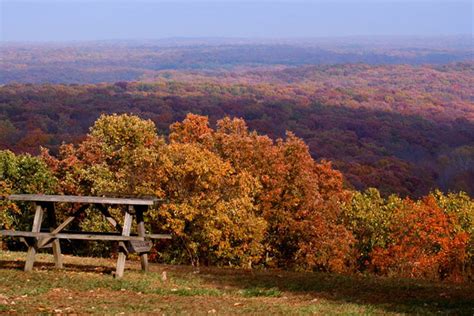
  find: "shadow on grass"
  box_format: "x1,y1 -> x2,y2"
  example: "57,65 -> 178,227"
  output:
0,259 -> 115,275
1,256 -> 473,315
189,266 -> 474,315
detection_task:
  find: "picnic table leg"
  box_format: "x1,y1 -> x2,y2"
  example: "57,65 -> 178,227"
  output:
45,202 -> 63,269
51,239 -> 63,268
24,203 -> 44,272
136,206 -> 149,272
115,206 -> 133,278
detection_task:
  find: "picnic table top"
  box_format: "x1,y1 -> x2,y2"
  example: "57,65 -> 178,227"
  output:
6,194 -> 158,206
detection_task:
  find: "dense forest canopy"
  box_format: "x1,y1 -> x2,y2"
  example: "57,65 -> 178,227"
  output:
1,61 -> 473,196
1,37 -> 472,84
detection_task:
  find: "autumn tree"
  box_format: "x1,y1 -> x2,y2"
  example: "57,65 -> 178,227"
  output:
0,150 -> 57,233
43,114 -> 266,266
152,143 -> 266,266
42,114 -> 166,197
342,188 -> 402,269
170,114 -> 354,271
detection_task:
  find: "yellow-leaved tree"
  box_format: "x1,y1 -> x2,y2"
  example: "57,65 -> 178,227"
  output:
43,114 -> 266,266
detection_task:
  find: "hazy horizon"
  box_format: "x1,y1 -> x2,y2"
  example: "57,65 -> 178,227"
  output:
1,0 -> 472,42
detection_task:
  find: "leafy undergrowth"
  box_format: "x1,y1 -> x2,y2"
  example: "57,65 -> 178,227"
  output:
0,251 -> 473,315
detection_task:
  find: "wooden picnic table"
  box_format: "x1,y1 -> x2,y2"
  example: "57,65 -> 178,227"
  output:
0,194 -> 171,278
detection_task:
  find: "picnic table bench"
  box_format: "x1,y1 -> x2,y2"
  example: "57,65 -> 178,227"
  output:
0,194 -> 171,278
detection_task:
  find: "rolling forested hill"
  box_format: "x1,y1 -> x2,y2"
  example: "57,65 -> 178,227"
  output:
1,37 -> 471,84
1,59 -> 473,197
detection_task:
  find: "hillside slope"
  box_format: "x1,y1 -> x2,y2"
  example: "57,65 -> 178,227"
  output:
1,63 -> 473,196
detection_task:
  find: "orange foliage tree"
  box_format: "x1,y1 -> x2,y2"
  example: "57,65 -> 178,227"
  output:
170,114 -> 354,271
369,195 -> 470,281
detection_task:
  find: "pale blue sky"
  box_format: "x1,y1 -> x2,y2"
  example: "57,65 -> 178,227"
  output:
1,0 -> 472,42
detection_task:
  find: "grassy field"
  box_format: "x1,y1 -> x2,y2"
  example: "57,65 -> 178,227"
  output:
0,251 -> 473,315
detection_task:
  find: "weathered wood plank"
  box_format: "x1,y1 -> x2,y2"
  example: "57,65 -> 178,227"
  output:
44,202 -> 63,269
0,230 -> 172,241
97,204 -> 128,256
7,194 -> 158,206
147,234 -> 172,239
1,230 -> 171,240
24,248 -> 37,272
116,208 -> 133,279
51,239 -> 62,268
37,217 -> 75,248
136,206 -> 149,271
36,204 -> 89,248
24,203 -> 44,272
127,240 -> 153,253
0,230 -> 171,239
